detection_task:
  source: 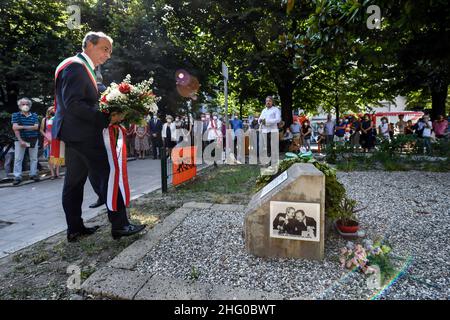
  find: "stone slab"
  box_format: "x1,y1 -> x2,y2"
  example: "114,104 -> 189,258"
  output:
108,207 -> 192,270
81,267 -> 151,300
183,202 -> 213,209
134,275 -> 212,300
245,163 -> 325,260
210,204 -> 246,212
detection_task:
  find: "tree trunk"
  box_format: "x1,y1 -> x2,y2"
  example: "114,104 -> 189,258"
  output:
334,72 -> 340,123
5,81 -> 19,113
0,85 -> 5,108
430,85 -> 448,121
335,104 -> 340,124
277,83 -> 294,128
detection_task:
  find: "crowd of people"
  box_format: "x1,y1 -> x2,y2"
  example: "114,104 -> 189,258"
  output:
316,113 -> 449,154
2,94 -> 449,186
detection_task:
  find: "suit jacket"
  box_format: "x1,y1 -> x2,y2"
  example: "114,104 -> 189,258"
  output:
52,61 -> 105,142
148,118 -> 163,138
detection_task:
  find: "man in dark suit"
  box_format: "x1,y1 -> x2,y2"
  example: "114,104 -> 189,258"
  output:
52,31 -> 145,242
148,114 -> 163,159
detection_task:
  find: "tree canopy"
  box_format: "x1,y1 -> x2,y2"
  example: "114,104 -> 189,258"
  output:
1,0 -> 448,130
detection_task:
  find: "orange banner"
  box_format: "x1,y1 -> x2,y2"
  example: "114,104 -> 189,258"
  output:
172,146 -> 197,186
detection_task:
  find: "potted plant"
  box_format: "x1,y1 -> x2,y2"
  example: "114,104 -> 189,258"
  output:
334,197 -> 365,234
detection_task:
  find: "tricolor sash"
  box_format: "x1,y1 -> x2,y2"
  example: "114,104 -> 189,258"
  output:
103,125 -> 130,211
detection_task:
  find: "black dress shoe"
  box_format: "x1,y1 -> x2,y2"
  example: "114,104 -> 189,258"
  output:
67,226 -> 100,242
89,199 -> 105,208
111,224 -> 146,240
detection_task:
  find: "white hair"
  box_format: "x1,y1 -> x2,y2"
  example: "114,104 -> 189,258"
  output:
17,97 -> 32,107
82,31 -> 113,49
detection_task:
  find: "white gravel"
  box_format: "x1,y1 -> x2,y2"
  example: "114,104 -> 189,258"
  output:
136,171 -> 450,300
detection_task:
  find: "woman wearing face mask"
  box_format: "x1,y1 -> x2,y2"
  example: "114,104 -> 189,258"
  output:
40,107 -> 55,161
162,115 -> 177,157
378,117 -> 390,140
300,120 -> 312,152
360,114 -> 374,152
40,106 -> 61,179
174,116 -> 185,143
134,118 -> 150,159
206,114 -> 223,165
207,114 -> 223,143
334,118 -> 346,144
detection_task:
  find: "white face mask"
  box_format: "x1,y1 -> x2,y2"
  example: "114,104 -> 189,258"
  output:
205,115 -> 210,119
20,105 -> 30,112
167,119 -> 172,123
213,116 -> 218,120
153,115 -> 157,119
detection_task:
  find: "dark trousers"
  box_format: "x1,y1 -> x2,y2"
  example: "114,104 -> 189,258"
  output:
63,137 -> 129,234
151,137 -> 162,158
261,132 -> 272,157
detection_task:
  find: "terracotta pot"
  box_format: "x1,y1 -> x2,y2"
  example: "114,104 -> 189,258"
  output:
336,219 -> 359,234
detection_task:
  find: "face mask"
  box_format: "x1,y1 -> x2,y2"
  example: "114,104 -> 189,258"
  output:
206,115 -> 210,119
213,116 -> 218,120
167,119 -> 172,123
20,105 -> 30,112
201,117 -> 205,121
153,115 -> 157,119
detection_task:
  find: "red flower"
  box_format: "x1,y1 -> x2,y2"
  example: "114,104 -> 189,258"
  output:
118,83 -> 131,94
101,95 -> 108,104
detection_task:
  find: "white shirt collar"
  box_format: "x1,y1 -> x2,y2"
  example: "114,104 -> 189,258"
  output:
80,52 -> 95,70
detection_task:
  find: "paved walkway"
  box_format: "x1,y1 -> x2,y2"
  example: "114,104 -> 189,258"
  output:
0,158 -> 163,259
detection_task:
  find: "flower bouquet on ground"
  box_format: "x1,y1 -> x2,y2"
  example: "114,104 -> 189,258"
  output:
339,239 -> 397,286
99,74 -> 160,124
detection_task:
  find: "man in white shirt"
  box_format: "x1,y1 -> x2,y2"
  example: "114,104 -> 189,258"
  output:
258,96 -> 281,158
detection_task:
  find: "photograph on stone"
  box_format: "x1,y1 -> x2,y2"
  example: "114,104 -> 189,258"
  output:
270,201 -> 320,242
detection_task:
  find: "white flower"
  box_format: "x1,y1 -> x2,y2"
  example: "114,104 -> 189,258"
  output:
147,102 -> 158,113
106,88 -> 124,102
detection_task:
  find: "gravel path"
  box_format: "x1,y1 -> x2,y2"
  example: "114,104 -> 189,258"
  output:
136,171 -> 450,300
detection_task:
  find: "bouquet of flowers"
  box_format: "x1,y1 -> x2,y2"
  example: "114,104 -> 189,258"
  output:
339,239 -> 396,284
99,74 -> 160,124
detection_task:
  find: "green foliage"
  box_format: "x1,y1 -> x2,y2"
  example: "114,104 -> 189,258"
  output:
0,0 -> 85,113
336,159 -> 358,172
367,240 -> 397,285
